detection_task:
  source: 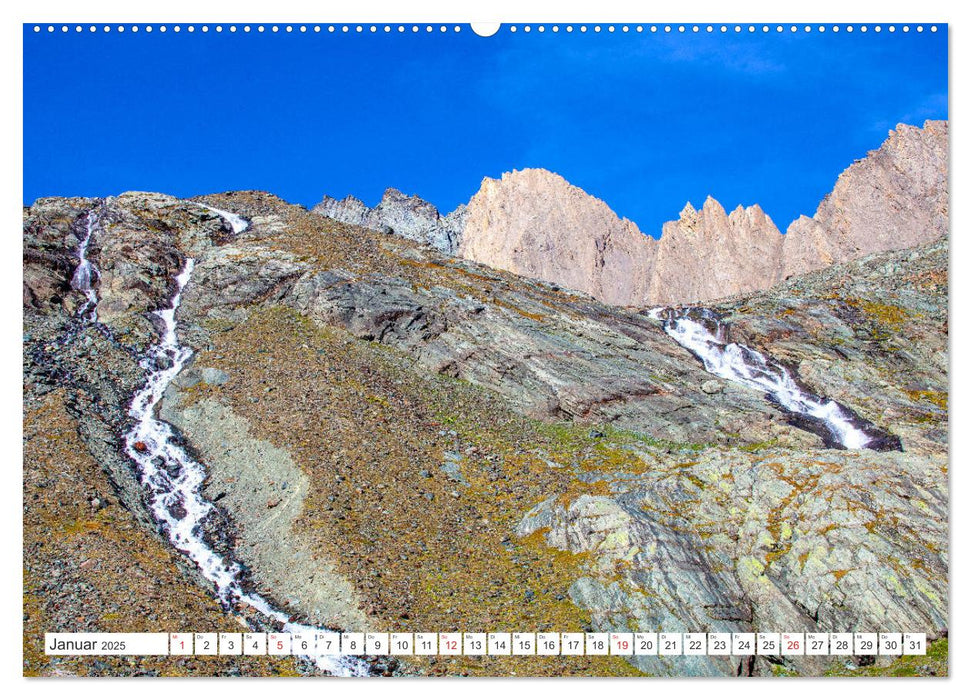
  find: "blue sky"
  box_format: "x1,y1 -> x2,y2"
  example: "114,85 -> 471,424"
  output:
23,24 -> 947,236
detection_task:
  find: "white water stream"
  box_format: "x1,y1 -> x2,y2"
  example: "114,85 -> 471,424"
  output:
74,204 -> 366,675
192,201 -> 251,235
71,212 -> 100,321
654,307 -> 872,450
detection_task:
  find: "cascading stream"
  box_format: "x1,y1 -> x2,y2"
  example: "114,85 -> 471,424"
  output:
192,201 -> 251,235
651,307 -> 873,450
77,204 -> 366,676
71,211 -> 101,321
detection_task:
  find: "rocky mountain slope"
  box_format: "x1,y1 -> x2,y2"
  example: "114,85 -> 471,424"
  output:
23,186 -> 947,676
315,120 -> 947,306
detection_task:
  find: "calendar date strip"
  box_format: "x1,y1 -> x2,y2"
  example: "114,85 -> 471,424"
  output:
46,631 -> 927,657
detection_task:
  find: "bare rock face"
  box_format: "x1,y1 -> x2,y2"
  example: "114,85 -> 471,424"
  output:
459,168 -> 657,306
782,120 -> 949,279
649,198 -> 784,304
23,196 -> 97,313
337,120 -> 947,308
517,445 -> 947,677
314,187 -> 464,254
457,171 -> 787,306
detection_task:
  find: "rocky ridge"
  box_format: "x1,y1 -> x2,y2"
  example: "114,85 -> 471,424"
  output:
314,188 -> 466,255
646,197 -> 785,304
313,120 -> 947,307
781,120 -> 949,279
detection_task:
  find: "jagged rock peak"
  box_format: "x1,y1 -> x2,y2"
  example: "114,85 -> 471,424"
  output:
377,187 -> 435,211
479,167 -> 586,193
459,167 -> 656,306
470,168 -> 642,233
676,197 -> 741,232
702,195 -> 725,213
647,120 -> 946,302
650,194 -> 784,305
312,120 -> 946,307
781,119 -> 948,279
313,187 -> 464,255
729,202 -> 769,222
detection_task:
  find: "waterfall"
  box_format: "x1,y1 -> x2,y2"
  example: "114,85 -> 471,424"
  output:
120,209 -> 367,676
71,211 -> 101,321
192,201 -> 250,235
655,307 -> 873,450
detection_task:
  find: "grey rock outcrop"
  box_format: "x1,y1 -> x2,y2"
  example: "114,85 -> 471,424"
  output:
518,493 -> 750,676
314,187 -> 465,254
179,243 -> 308,324
517,446 -> 947,676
